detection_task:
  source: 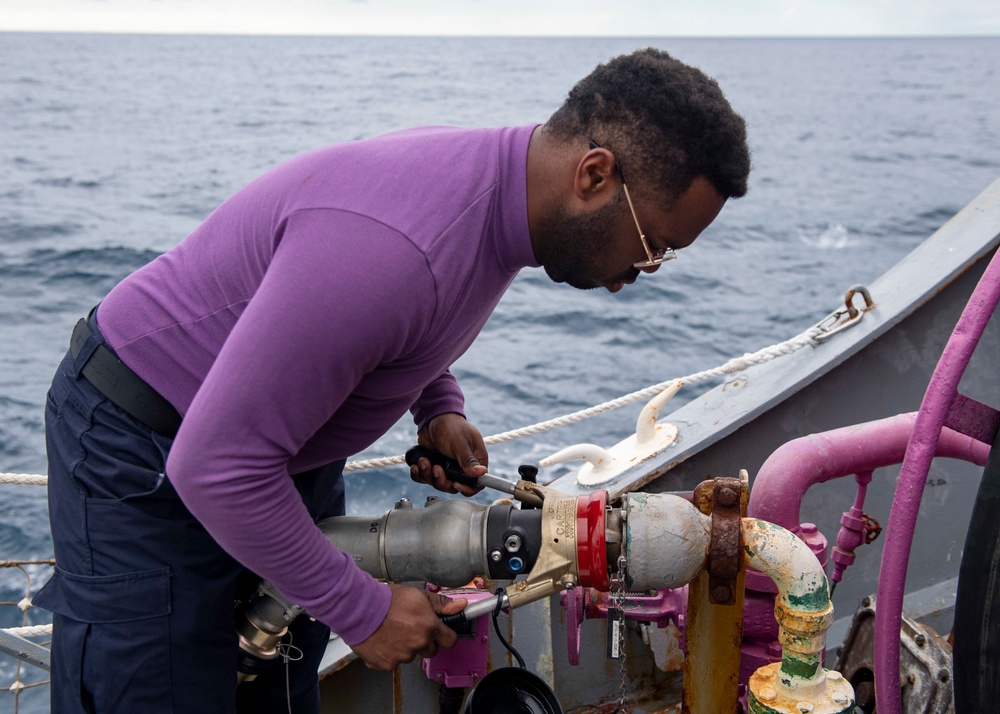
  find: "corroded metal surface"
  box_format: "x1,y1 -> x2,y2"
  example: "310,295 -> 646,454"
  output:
743,518 -> 832,690
708,477 -> 743,606
682,474 -> 747,714
742,519 -> 829,613
748,662 -> 853,714
683,570 -> 746,713
743,518 -> 855,714
836,595 -> 954,714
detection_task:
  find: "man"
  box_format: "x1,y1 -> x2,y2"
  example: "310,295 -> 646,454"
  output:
36,47 -> 749,713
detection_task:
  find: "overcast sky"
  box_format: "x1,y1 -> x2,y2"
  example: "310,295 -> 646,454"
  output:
2,0 -> 998,37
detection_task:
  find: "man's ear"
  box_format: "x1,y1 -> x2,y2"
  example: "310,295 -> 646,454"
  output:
573,145 -> 617,202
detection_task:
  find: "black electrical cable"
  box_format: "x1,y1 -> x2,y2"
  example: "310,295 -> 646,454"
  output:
490,588 -> 526,669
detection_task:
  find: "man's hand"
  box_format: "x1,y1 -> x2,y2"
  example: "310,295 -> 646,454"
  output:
410,412 -> 488,496
350,584 -> 467,671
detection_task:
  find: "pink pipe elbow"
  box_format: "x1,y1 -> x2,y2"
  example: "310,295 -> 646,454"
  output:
747,412 -> 989,531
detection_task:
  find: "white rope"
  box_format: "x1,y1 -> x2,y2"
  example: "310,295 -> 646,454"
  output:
0,473 -> 47,486
0,325 -> 825,481
1,625 -> 52,638
344,325 -> 824,472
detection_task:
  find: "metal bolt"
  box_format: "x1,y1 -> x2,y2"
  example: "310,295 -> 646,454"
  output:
938,669 -> 951,682
914,633 -> 926,647
564,582 -> 575,591
758,687 -> 777,702
718,488 -> 738,507
796,702 -> 814,713
504,534 -> 522,552
490,550 -> 503,562
766,641 -> 782,657
425,496 -> 438,506
394,498 -> 412,509
712,585 -> 732,601
862,596 -> 872,608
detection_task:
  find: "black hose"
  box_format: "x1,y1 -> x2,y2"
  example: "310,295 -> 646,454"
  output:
491,588 -> 526,670
953,426 -> 1000,711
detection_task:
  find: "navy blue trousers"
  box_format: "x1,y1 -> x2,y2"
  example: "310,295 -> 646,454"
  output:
35,336 -> 346,714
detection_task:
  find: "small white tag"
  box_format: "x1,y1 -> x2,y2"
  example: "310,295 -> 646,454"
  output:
607,612 -> 623,660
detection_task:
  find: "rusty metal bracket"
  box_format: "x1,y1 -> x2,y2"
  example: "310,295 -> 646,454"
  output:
698,476 -> 744,606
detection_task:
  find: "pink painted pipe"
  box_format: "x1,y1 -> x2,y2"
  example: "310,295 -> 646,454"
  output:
875,250 -> 1000,714
741,413 -> 988,687
747,413 -> 989,531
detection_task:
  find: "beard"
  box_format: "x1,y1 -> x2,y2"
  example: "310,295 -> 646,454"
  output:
536,196 -> 624,290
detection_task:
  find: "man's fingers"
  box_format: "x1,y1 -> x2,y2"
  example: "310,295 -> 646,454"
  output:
465,456 -> 488,474
430,595 -> 467,615
431,465 -> 458,493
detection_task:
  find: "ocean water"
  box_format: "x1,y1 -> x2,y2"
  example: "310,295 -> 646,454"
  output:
1,33 -> 999,712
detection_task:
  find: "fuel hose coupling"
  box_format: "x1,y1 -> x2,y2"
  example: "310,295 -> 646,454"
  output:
503,487 -> 611,609
575,490 -> 610,590
621,492 -> 712,591
235,581 -> 304,682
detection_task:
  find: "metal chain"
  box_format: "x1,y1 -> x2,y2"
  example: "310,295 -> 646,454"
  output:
614,554 -> 629,714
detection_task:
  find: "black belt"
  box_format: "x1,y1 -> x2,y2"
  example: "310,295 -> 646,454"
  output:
70,318 -> 182,438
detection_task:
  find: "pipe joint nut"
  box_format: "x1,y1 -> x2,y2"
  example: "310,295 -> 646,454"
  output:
774,600 -> 834,638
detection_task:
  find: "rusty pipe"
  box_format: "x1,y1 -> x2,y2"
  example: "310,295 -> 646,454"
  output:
743,519 -> 854,712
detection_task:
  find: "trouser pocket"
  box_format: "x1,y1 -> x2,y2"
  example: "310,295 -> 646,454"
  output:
34,566 -> 173,713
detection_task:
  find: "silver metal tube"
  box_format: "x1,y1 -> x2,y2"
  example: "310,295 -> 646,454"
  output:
460,592 -> 509,620
473,472 -> 517,496
317,498 -> 493,587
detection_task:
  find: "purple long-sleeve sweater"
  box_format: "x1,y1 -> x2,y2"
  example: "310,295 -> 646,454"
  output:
96,124 -> 539,644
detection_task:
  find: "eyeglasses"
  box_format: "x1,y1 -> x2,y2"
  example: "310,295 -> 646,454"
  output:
589,140 -> 678,269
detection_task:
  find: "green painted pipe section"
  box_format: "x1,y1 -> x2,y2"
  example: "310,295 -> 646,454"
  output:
742,518 -> 832,689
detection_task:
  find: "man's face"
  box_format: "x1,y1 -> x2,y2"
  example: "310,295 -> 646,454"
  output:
539,176 -> 726,292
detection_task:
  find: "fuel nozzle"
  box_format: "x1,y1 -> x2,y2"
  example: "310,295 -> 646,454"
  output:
235,581 -> 304,682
